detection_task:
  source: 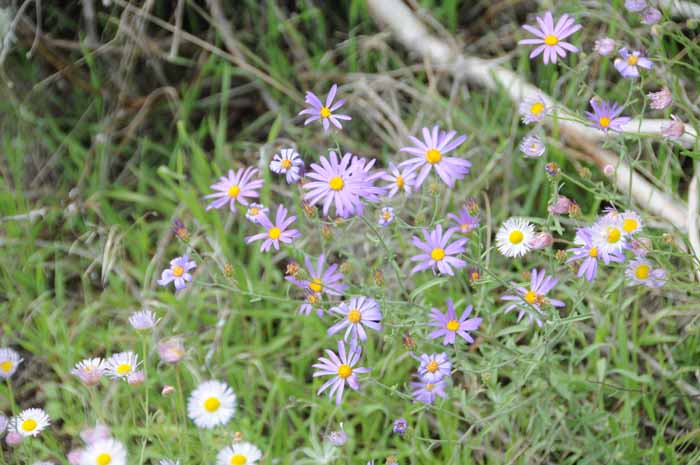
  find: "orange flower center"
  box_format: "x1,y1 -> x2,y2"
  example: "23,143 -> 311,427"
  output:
426,360 -> 439,373
172,265 -> 184,277
627,55 -> 638,66
281,159 -> 292,169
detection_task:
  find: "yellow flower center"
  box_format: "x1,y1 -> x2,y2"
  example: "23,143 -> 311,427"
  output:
425,148 -> 442,164
203,396 -> 221,412
607,227 -> 621,244
268,227 -> 282,240
524,290 -> 538,305
426,360 -> 439,373
622,218 -> 638,233
227,185 -> 240,198
544,35 -> 559,46
281,159 -> 292,169
508,230 -> 524,244
396,175 -> 404,189
96,453 -> 112,465
21,419 -> 37,432
589,247 -> 598,258
116,363 -> 132,376
172,265 -> 184,277
320,106 -> 331,118
383,211 -> 392,220
328,176 -> 344,191
230,455 -> 247,465
627,55 -> 638,66
426,383 -> 435,391
0,360 -> 12,373
635,264 -> 650,280
470,271 -> 480,281
599,117 -> 611,128
308,278 -> 323,293
307,293 -> 319,304
431,248 -> 446,261
446,320 -> 460,332
249,207 -> 259,216
461,223 -> 471,233
337,364 -> 353,379
347,309 -> 362,324
530,102 -> 545,116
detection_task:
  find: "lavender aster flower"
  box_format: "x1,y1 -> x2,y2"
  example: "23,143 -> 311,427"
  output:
409,224 -> 467,276
245,204 -> 300,252
204,167 -> 263,212
381,162 -> 416,197
518,11 -> 582,64
416,352 -> 451,383
128,310 -> 157,330
0,348 -> 22,379
270,149 -> 304,183
326,425 -> 347,446
157,255 -> 196,291
519,135 -> 546,158
648,88 -> 672,110
378,206 -> 395,227
586,98 -> 631,133
399,126 -> 470,188
303,151 -> 385,218
594,37 -> 616,56
245,203 -> 269,224
297,291 -> 324,318
501,269 -> 565,327
428,300 -> 481,345
519,95 -> 549,124
626,258 -> 666,288
662,115 -> 685,139
614,48 -> 653,78
447,204 -> 480,235
70,358 -> 105,386
411,377 -> 447,404
158,338 -> 185,364
299,84 -> 351,132
393,418 -> 408,435
625,0 -> 647,12
566,227 -> 624,281
642,7 -> 662,24
312,340 -> 370,405
286,254 -> 347,297
328,296 -> 382,344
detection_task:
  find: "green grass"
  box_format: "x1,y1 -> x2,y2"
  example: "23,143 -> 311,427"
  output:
2,1 -> 700,464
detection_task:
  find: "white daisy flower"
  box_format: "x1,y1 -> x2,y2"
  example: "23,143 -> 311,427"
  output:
0,348 -> 22,379
620,210 -> 643,235
11,408 -> 50,437
591,215 -> 627,255
245,203 -> 269,224
187,380 -> 236,429
71,358 -> 105,386
270,148 -> 304,184
80,438 -> 127,465
216,442 -> 263,465
104,352 -> 141,381
128,310 -> 158,330
496,218 -> 535,257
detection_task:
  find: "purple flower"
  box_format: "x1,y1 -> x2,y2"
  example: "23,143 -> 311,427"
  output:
128,310 -> 158,330
566,227 -> 624,281
614,48 -> 652,78
328,296 -> 382,344
519,135 -> 546,158
399,126 -> 470,188
500,269 -> 565,327
642,7 -> 662,25
662,115 -> 685,139
297,291 -> 324,318
411,377 -> 447,404
586,98 -> 631,133
447,205 -> 480,235
245,204 -> 300,252
529,232 -> 553,250
392,418 -> 408,435
205,167 -> 264,212
286,254 -> 347,297
594,37 -> 616,56
378,206 -> 395,227
415,352 -> 451,383
519,95 -> 549,124
648,88 -> 672,110
625,0 -> 647,12
548,195 -> 574,215
270,149 -> 304,184
245,203 -> 269,224
312,340 -> 370,405
381,162 -> 416,198
518,11 -> 582,64
428,300 -> 481,345
626,258 -> 666,288
299,84 -> 352,132
409,224 -> 467,276
303,151 -> 385,218
157,255 -> 196,290
326,427 -> 347,446
158,338 -> 185,364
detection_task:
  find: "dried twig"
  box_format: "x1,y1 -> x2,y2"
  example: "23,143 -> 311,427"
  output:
168,0 -> 185,59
